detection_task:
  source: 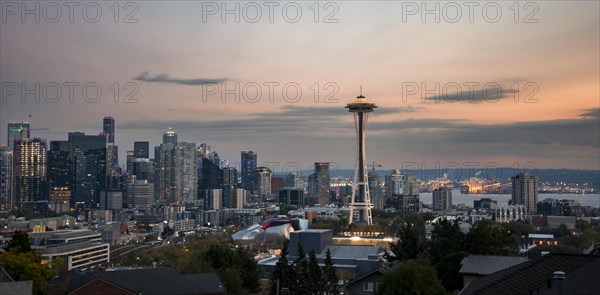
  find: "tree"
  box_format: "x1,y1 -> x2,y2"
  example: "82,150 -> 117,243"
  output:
271,240 -> 295,294
465,220 -> 512,255
377,259 -> 447,295
576,219 -> 591,232
385,222 -> 425,262
323,248 -> 339,295
428,219 -> 466,292
201,241 -> 262,293
555,223 -> 571,237
7,230 -> 32,253
307,249 -> 324,294
293,244 -> 309,293
501,221 -> 535,253
0,251 -> 59,295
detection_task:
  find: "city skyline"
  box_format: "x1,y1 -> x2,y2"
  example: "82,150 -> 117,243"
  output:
1,1 -> 599,169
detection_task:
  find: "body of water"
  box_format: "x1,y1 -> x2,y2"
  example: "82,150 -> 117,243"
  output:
419,189 -> 600,208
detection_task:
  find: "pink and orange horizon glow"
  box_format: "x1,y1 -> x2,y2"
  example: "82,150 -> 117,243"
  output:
1,1 -> 598,169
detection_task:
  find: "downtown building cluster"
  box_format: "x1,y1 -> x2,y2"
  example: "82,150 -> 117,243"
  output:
0,116 -> 566,226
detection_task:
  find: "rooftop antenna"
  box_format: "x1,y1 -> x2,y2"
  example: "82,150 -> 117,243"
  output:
358,85 -> 365,99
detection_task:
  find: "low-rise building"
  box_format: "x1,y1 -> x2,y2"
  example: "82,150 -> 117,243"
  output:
30,229 -> 110,271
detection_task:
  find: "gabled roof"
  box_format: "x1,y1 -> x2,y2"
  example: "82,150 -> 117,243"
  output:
345,260 -> 402,287
460,254 -> 600,295
57,267 -> 227,295
459,255 -> 529,275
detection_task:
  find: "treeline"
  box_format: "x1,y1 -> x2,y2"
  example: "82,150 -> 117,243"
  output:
270,239 -> 339,295
119,234 -> 262,294
0,231 -> 64,295
380,218 -> 600,294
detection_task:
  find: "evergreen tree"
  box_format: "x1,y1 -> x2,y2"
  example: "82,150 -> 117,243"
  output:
385,222 -> 425,262
293,244 -> 309,294
465,220 -> 512,255
7,230 -> 32,254
428,219 -> 467,292
271,240 -> 295,294
307,249 -> 324,294
323,248 -> 339,295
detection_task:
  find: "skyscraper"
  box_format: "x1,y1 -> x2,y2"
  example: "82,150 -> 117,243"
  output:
13,138 -> 47,207
284,172 -> 303,189
134,141 -> 150,158
7,121 -> 30,148
103,117 -> 115,144
432,187 -> 452,212
223,166 -> 238,187
199,157 -> 223,191
69,132 -> 107,208
155,128 -> 196,203
385,169 -> 420,212
126,151 -> 135,175
0,146 -> 13,210
314,162 -> 330,206
48,141 -> 72,188
127,179 -> 153,209
241,150 -> 257,193
256,166 -> 272,199
368,171 -> 383,210
163,127 -> 178,144
132,158 -> 154,182
511,173 -> 538,214
385,169 -> 420,198
346,92 -> 377,225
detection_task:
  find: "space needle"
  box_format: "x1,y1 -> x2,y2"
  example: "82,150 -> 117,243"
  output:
346,89 -> 377,225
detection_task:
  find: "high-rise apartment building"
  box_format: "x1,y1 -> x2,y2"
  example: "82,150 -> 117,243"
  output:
385,169 -> 420,212
68,132 -> 107,208
48,141 -> 71,188
511,173 -> 538,214
241,150 -> 257,193
314,162 -> 330,206
284,172 -> 303,189
199,158 -> 223,191
133,141 -> 150,159
132,158 -> 154,182
155,128 -> 196,203
385,169 -> 420,198
368,171 -> 384,210
103,117 -> 115,144
7,122 -> 30,148
432,187 -> 452,211
223,166 -> 237,188
13,138 -> 47,207
256,166 -> 272,198
163,127 -> 177,144
0,146 -> 14,210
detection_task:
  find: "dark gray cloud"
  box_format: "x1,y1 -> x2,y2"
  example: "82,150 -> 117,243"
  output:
114,105 -> 599,168
133,72 -> 228,85
580,108 -> 600,118
422,86 -> 518,103
369,115 -> 598,149
120,104 -> 599,150
120,105 -> 423,136
256,105 -> 423,117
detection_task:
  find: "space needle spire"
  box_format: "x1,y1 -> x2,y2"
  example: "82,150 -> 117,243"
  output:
346,89 -> 377,225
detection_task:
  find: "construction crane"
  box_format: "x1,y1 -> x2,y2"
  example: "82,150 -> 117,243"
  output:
8,125 -> 49,141
367,161 -> 382,178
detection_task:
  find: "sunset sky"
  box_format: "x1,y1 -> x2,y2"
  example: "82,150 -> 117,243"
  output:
1,1 -> 598,171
